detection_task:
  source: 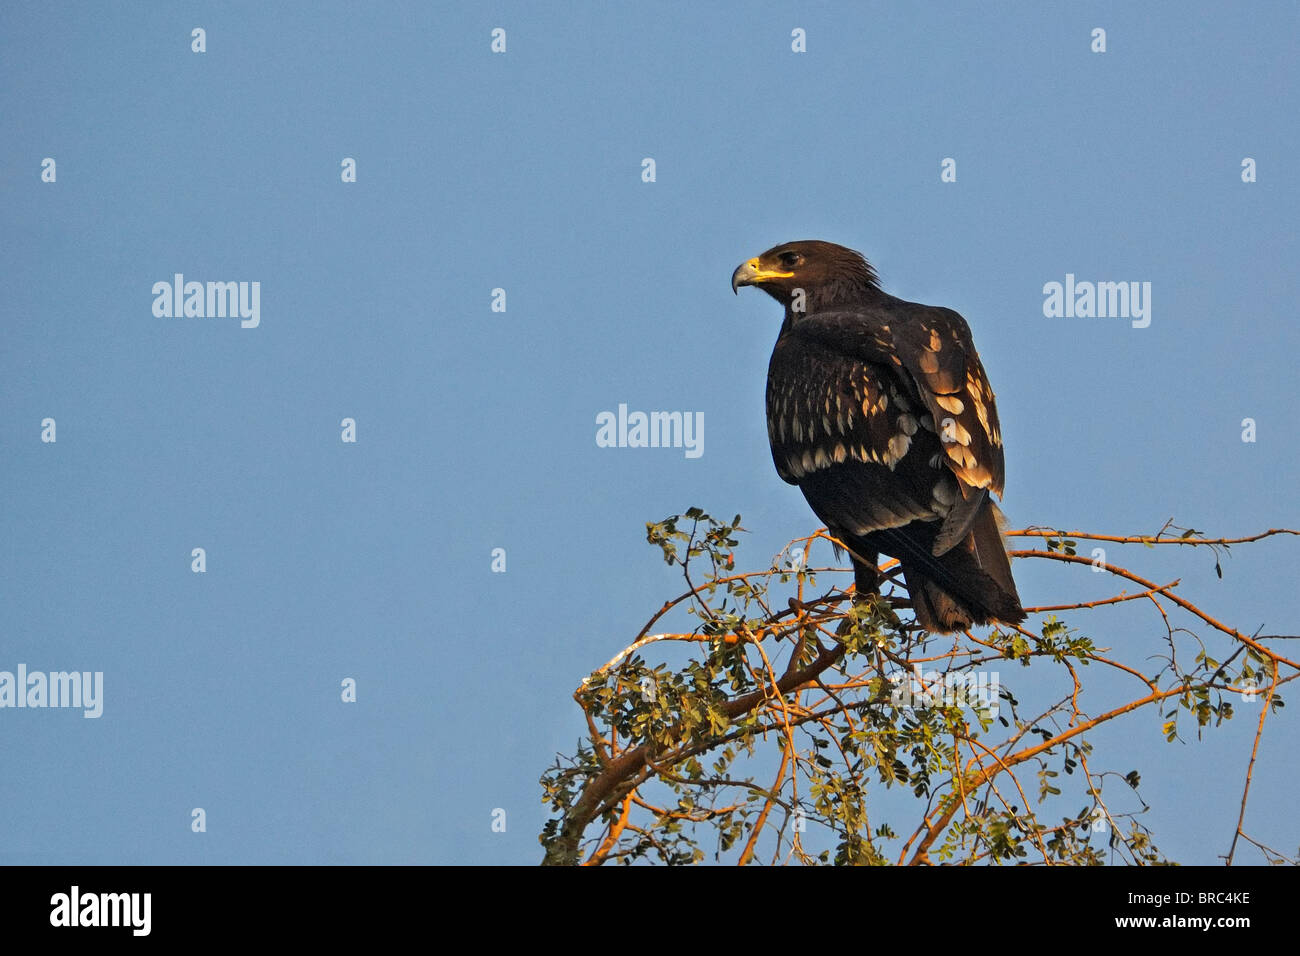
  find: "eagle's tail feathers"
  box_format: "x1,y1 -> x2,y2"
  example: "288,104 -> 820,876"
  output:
868,506 -> 1025,634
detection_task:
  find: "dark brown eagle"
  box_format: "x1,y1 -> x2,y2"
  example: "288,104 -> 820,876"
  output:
733,239 -> 1025,633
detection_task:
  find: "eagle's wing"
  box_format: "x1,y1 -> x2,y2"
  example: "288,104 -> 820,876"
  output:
780,306 -> 1007,555
767,314 -> 948,538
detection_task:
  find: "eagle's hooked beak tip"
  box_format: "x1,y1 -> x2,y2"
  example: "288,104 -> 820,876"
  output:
732,258 -> 760,295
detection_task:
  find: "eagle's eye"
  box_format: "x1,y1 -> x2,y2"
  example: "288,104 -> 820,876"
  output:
778,252 -> 802,269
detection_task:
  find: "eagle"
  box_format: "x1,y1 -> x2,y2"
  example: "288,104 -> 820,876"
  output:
732,240 -> 1026,634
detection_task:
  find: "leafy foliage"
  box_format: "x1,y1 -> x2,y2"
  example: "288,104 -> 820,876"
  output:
539,511 -> 1298,866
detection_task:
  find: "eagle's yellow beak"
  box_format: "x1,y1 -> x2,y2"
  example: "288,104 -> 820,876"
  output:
732,257 -> 794,294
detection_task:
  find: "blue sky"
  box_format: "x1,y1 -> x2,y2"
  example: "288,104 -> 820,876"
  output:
2,1 -> 1296,864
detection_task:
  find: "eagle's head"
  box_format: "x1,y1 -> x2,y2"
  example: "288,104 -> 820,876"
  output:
731,240 -> 880,308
